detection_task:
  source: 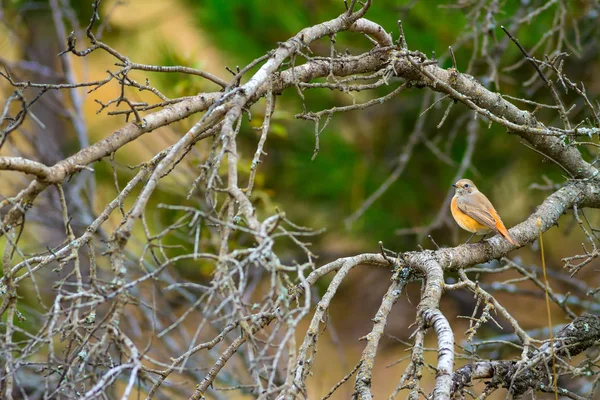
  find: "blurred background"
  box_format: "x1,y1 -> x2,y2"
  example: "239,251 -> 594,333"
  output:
1,0 -> 600,398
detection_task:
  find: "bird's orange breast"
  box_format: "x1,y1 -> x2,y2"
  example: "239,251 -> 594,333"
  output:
450,196 -> 491,234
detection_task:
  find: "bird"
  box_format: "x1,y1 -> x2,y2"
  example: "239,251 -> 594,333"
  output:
450,178 -> 518,246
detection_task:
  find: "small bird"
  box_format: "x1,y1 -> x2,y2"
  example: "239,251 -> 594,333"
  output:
450,179 -> 518,245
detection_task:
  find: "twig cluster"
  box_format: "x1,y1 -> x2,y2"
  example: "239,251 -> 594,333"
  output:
1,0 -> 599,399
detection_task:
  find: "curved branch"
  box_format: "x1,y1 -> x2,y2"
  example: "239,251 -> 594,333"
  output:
354,275 -> 408,399
0,157 -> 51,180
424,309 -> 454,399
412,254 -> 454,398
391,53 -> 599,179
451,314 -> 600,396
349,18 -> 393,46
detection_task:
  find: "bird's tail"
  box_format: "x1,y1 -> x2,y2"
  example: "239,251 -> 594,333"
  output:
495,221 -> 518,246
491,208 -> 518,246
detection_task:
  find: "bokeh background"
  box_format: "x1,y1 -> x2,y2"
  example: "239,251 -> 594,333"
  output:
1,0 -> 599,398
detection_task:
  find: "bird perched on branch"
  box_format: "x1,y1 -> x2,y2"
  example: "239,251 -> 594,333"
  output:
450,179 -> 518,246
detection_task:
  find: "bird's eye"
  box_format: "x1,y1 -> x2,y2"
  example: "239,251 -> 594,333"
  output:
464,184 -> 469,188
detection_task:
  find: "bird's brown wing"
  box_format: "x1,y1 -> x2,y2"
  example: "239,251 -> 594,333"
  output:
457,192 -> 518,245
456,192 -> 497,231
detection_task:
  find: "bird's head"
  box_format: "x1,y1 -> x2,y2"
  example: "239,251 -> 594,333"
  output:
452,179 -> 478,195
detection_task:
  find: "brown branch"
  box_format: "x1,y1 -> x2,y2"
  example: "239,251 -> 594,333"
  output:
451,314 -> 600,396
390,52 -> 598,180
0,157 -> 52,180
354,273 -> 409,399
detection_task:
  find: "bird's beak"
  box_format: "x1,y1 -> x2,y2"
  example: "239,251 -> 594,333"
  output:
451,184 -> 457,188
